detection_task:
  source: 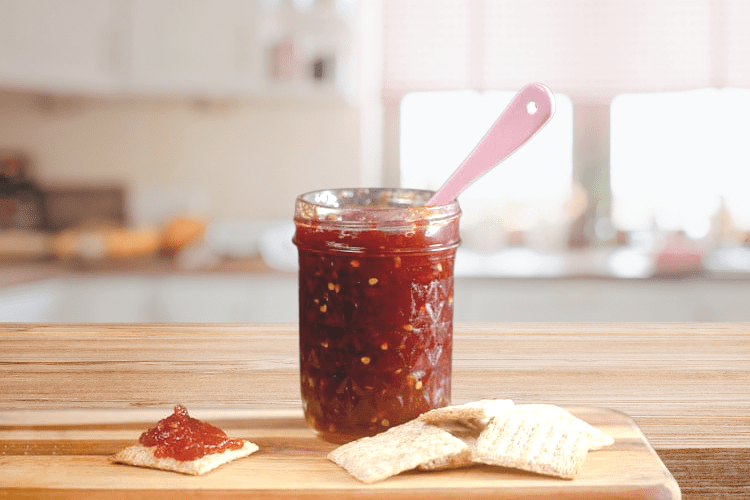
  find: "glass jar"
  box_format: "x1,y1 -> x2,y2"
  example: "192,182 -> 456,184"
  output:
293,188 -> 461,443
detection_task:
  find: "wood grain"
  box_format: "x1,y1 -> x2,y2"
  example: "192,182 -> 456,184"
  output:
1,322 -> 749,498
0,406 -> 679,499
658,448 -> 750,500
1,323 -> 748,449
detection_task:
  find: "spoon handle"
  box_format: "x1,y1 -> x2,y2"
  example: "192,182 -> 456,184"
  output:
427,83 -> 555,206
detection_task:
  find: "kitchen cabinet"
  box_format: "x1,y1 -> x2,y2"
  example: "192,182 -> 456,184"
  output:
0,0 -> 125,93
0,0 -> 356,99
126,0 -> 259,96
1,270 -> 750,323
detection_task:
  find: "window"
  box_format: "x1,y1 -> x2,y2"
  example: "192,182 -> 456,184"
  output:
375,0 -> 750,268
611,88 -> 750,239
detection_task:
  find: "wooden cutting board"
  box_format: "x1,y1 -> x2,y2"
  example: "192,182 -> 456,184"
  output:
0,406 -> 679,499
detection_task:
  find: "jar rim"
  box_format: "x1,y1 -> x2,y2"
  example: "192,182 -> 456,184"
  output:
294,188 -> 460,227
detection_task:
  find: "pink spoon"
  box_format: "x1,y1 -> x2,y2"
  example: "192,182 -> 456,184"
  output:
427,83 -> 555,206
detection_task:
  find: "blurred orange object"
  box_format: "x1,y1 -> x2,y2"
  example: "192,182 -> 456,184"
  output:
53,227 -> 161,260
161,217 -> 207,256
106,229 -> 162,259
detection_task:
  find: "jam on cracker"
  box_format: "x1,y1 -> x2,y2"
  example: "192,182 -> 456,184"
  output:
139,405 -> 244,461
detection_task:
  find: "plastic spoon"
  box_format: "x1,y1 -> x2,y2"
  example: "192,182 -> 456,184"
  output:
427,83 -> 555,206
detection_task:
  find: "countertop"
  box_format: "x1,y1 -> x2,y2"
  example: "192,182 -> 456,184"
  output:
0,256 -> 282,288
4,252 -> 750,287
1,322 -> 748,498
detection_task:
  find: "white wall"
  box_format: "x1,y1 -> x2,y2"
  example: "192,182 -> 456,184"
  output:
0,90 -> 362,223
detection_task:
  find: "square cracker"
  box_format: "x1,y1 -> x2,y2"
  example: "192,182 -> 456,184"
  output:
327,420 -> 469,483
504,404 -> 614,450
472,405 -> 613,479
110,440 -> 259,476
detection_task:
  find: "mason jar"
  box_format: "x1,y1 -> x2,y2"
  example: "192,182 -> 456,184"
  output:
293,188 -> 461,443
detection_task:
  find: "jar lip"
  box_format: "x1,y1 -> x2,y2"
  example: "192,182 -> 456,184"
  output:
295,188 -> 460,226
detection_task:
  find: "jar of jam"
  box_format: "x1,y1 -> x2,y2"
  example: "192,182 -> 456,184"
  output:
293,188 -> 461,443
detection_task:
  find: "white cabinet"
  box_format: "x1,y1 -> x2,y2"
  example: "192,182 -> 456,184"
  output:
0,0 -> 357,99
253,2 -> 356,98
126,0 -> 259,95
0,0 -> 125,93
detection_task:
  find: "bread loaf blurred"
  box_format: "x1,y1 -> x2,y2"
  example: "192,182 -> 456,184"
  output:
161,217 -> 207,256
53,227 -> 161,260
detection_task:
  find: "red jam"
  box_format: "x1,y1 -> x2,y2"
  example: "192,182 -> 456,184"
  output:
294,188 -> 461,443
139,405 -> 244,461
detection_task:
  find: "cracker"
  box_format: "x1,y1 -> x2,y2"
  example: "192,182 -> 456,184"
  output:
327,419 -> 469,483
416,399 -> 513,470
418,399 -> 514,426
416,422 -> 477,471
473,411 -> 592,479
110,440 -> 259,476
506,404 -> 614,450
472,405 -> 613,479
417,447 -> 474,471
329,402 -> 615,482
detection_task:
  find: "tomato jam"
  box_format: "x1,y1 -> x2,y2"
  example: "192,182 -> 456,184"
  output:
139,405 -> 244,461
293,188 -> 461,443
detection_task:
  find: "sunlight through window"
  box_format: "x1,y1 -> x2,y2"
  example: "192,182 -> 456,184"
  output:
611,88 -> 750,237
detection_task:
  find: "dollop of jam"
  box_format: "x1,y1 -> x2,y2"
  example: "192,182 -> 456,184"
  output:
139,405 -> 244,461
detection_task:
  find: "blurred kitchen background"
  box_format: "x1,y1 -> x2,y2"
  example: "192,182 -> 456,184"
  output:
1,0 -> 750,322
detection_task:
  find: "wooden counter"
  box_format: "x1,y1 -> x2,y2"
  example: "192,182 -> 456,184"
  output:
1,323 -> 748,498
